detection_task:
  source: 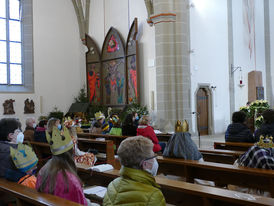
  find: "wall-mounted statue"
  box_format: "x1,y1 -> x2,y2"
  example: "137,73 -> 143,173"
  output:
3,99 -> 15,115
24,98 -> 35,114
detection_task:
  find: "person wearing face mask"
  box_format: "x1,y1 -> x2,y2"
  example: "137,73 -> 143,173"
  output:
103,136 -> 166,206
24,117 -> 36,141
0,118 -> 22,177
5,143 -> 38,189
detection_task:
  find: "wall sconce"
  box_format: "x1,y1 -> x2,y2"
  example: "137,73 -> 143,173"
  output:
210,86 -> 217,90
231,64 -> 245,88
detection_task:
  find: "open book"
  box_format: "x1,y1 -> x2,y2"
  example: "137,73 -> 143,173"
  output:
92,164 -> 113,172
84,186 -> 107,198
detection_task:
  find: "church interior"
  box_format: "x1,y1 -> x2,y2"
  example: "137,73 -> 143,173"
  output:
0,0 -> 274,205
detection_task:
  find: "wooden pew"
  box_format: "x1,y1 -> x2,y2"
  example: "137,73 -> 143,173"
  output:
200,149 -> 244,164
214,142 -> 254,151
156,156 -> 274,197
0,178 -> 82,206
78,168 -> 274,206
26,139 -> 116,168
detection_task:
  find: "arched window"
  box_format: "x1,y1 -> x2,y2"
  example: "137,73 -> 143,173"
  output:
0,0 -> 33,92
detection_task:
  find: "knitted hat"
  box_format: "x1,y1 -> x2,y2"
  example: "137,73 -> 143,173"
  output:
10,143 -> 38,173
46,126 -> 73,155
95,111 -> 105,121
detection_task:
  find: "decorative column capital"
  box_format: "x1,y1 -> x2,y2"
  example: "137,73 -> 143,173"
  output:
147,13 -> 176,25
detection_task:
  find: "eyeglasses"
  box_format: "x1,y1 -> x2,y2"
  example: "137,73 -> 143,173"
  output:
140,155 -> 157,167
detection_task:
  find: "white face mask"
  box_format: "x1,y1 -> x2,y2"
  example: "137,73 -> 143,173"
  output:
144,158 -> 159,176
32,123 -> 36,128
16,132 -> 24,144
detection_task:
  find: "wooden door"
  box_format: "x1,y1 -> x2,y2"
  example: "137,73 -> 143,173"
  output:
196,88 -> 208,135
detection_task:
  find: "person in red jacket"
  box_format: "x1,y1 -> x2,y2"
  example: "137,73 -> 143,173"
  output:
137,115 -> 162,153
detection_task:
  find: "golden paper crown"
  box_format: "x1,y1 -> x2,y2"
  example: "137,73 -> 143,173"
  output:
10,143 -> 38,172
182,120 -> 189,132
257,135 -> 274,148
46,126 -> 73,155
175,120 -> 183,132
95,111 -> 105,121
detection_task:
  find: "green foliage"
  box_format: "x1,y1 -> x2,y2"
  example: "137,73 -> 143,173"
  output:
74,86 -> 89,103
48,107 -> 64,120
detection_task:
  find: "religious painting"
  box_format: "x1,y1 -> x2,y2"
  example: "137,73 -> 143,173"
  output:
103,59 -> 126,105
3,99 -> 15,115
126,18 -> 139,103
107,35 -> 119,53
256,86 -> 264,100
24,98 -> 35,113
127,55 -> 138,103
87,63 -> 101,104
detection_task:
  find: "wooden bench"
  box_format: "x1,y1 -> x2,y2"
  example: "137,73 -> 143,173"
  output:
0,178 -> 82,206
214,142 -> 254,151
200,149 -> 244,164
78,168 -> 274,206
156,156 -> 274,197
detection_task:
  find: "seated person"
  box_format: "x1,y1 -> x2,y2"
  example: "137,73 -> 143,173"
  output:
23,117 -> 36,141
34,119 -> 48,142
103,136 -> 166,205
5,143 -> 38,188
122,113 -> 138,136
255,109 -> 274,141
90,111 -> 109,134
0,118 -> 23,177
163,126 -> 202,160
225,111 -> 255,143
137,115 -> 162,153
109,115 -> 122,136
229,136 -> 274,196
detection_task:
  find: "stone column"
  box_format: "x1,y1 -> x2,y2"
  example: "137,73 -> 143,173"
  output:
151,0 -> 191,131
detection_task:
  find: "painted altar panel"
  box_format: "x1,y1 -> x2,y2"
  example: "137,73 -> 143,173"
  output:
102,58 -> 126,105
87,63 -> 101,104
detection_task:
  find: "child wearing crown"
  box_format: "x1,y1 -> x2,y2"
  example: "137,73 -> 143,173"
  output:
5,143 -> 38,188
36,119 -> 89,205
90,111 -> 109,134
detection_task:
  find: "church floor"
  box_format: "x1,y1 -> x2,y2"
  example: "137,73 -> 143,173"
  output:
191,133 -> 225,149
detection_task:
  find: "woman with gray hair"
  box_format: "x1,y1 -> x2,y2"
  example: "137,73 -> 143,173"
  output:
103,136 -> 166,206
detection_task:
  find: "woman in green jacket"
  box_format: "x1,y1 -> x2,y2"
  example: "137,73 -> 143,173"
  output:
103,136 -> 166,206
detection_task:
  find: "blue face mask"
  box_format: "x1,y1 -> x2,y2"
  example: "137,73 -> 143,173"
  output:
57,124 -> 62,130
135,116 -> 139,121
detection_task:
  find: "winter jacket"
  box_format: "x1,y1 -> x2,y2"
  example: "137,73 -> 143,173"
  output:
225,123 -> 255,143
103,167 -> 166,206
163,132 -> 202,160
24,126 -> 35,141
0,141 -> 17,177
34,127 -> 47,143
255,123 -> 274,141
137,125 -> 161,152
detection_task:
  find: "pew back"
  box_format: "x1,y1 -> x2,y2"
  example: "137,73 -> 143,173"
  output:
0,178 -> 82,206
214,142 -> 254,151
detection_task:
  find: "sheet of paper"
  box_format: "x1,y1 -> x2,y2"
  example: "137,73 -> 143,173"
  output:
84,186 -> 107,198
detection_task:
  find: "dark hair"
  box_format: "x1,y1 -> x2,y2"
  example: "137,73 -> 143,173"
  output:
38,120 -> 48,128
232,111 -> 247,123
262,109 -> 274,124
123,113 -> 134,127
37,149 -> 80,194
0,118 -> 21,141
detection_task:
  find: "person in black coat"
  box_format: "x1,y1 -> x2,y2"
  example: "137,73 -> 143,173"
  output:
255,109 -> 274,141
225,111 -> 255,143
122,113 -> 138,136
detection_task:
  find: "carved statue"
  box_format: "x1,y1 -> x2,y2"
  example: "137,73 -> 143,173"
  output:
3,99 -> 15,115
24,98 -> 35,114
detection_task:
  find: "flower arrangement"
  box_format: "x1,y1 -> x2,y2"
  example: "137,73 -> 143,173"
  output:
240,100 -> 270,129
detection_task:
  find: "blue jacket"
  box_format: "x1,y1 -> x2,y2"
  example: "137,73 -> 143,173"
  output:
225,123 -> 255,143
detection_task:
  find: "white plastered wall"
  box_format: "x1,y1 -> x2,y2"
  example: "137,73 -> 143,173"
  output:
270,1 -> 274,99
0,0 -> 85,126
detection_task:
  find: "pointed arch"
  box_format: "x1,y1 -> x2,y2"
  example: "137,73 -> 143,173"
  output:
85,34 -> 101,104
126,18 -> 139,104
